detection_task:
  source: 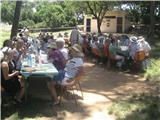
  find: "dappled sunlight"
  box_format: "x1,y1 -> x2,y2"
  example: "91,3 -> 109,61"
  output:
84,111 -> 114,120
84,62 -> 95,67
2,61 -> 155,120
79,92 -> 110,105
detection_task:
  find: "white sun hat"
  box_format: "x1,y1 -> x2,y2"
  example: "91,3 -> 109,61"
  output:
130,36 -> 137,43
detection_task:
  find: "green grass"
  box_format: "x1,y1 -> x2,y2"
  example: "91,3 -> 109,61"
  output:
108,94 -> 160,120
0,30 -> 11,47
145,59 -> 160,82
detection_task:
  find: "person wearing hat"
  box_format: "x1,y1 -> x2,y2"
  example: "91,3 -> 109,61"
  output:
47,42 -> 66,105
48,44 -> 84,105
129,36 -> 139,59
47,42 -> 66,71
137,36 -> 151,56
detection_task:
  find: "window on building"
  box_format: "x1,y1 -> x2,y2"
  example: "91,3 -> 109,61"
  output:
104,16 -> 116,19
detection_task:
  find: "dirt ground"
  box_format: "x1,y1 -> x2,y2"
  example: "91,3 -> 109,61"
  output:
2,60 -> 157,120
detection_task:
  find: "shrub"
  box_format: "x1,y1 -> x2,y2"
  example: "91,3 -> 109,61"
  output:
19,19 -> 35,29
34,22 -> 47,28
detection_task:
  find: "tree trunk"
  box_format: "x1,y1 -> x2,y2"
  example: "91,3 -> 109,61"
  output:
97,19 -> 102,34
149,1 -> 155,39
10,1 -> 22,39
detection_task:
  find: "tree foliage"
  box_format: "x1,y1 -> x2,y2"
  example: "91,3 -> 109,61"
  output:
1,1 -> 15,24
1,0 -> 160,30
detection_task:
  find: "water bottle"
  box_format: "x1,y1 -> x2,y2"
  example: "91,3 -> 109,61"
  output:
31,54 -> 36,67
28,54 -> 32,67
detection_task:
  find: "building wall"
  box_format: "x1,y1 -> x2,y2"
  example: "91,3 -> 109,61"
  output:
84,10 -> 130,33
101,18 -> 116,33
91,19 -> 97,33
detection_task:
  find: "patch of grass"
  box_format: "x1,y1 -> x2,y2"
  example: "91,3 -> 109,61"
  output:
0,30 -> 11,47
145,59 -> 160,82
1,95 -> 53,120
108,94 -> 160,120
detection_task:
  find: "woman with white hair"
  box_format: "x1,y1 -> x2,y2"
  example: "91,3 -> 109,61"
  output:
56,38 -> 69,62
1,48 -> 25,103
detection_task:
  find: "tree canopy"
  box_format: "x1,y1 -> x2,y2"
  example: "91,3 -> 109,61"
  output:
1,0 -> 160,33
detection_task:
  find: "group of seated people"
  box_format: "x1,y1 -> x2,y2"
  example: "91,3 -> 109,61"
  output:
80,33 -> 151,70
1,27 -> 151,106
1,29 -> 84,106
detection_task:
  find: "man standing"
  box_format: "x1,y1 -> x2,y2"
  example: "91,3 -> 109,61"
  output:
70,26 -> 79,45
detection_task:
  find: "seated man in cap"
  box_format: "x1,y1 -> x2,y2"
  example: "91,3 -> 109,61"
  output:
129,36 -> 139,59
48,44 -> 84,105
137,36 -> 151,57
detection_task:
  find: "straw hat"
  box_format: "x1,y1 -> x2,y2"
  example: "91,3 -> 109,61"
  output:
70,44 -> 84,57
47,42 -> 57,49
137,36 -> 145,42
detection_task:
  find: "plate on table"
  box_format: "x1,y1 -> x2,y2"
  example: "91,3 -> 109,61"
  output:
22,67 -> 36,72
23,65 -> 30,67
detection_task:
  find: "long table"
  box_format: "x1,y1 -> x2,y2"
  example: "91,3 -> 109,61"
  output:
21,63 -> 58,79
21,62 -> 58,101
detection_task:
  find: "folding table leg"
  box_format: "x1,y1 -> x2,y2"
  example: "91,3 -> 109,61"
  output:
24,77 -> 29,102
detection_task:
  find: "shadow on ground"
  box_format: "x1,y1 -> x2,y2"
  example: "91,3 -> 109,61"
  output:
1,61 -> 156,120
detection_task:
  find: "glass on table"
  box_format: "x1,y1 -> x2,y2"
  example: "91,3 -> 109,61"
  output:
38,54 -> 48,64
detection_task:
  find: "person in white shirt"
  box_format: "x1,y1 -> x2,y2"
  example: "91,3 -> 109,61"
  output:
129,36 -> 139,59
47,44 -> 84,105
137,36 -> 151,56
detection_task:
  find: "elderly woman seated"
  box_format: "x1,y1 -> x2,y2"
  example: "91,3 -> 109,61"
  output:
47,44 -> 84,105
47,42 -> 66,71
1,48 -> 25,104
56,38 -> 69,62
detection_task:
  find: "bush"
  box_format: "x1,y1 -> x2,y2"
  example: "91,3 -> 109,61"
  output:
34,22 -> 47,28
19,19 -> 35,29
141,14 -> 150,25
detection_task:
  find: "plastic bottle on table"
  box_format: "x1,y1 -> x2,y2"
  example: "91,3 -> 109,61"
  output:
31,54 -> 36,67
28,54 -> 32,67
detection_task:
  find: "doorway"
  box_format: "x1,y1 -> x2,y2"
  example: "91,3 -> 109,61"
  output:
117,17 -> 123,33
86,19 -> 91,32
